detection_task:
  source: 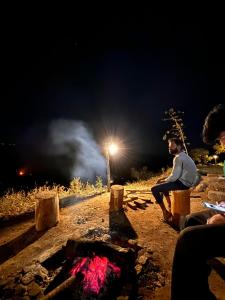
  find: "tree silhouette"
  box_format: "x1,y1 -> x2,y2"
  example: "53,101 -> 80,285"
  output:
163,108 -> 189,155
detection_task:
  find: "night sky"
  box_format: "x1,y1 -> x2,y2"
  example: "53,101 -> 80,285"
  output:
0,8 -> 224,185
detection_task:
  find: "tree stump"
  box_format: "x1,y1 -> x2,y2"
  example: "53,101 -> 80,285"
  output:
35,192 -> 60,231
171,189 -> 191,226
109,185 -> 124,212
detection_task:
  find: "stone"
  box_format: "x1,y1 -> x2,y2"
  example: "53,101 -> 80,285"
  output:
207,191 -> 225,202
102,234 -> 111,241
127,239 -> 138,246
157,273 -> 166,284
23,264 -> 36,273
23,262 -> 48,279
137,254 -> 148,265
208,178 -> 225,192
27,281 -> 42,297
21,272 -> 34,285
135,264 -> 143,275
155,280 -> 162,288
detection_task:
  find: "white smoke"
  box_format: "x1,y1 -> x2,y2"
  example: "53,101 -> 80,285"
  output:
48,119 -> 106,182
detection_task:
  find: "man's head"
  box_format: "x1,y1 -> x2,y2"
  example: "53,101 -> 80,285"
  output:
168,138 -> 184,155
202,104 -> 225,146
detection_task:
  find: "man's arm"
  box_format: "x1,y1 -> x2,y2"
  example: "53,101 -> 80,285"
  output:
165,156 -> 183,183
156,176 -> 168,184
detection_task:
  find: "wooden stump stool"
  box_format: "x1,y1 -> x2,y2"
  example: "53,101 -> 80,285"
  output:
171,189 -> 191,226
110,185 -> 124,212
35,191 -> 60,231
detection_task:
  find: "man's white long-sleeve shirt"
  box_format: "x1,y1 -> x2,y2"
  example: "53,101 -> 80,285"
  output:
165,152 -> 197,187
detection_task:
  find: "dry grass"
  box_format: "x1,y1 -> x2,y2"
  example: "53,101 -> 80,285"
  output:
125,168 -> 172,190
0,168 -> 171,219
0,177 -> 105,219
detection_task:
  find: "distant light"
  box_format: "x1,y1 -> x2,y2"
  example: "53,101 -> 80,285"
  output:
108,144 -> 118,155
18,170 -> 25,176
213,155 -> 218,159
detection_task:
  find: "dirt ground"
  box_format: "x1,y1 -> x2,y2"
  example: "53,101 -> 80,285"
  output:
0,180 -> 225,299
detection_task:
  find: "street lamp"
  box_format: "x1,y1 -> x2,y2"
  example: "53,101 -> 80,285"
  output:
213,154 -> 218,165
105,143 -> 118,192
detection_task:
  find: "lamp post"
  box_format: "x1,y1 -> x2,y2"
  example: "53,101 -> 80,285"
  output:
213,154 -> 218,165
105,143 -> 118,192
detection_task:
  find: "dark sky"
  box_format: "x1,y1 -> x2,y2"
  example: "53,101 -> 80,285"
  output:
0,8 -> 224,180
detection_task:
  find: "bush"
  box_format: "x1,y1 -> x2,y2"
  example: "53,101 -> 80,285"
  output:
0,177 -> 106,218
189,148 -> 210,164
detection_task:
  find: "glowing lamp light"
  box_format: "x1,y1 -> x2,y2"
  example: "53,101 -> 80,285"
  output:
108,143 -> 118,156
213,154 -> 218,164
19,170 -> 24,176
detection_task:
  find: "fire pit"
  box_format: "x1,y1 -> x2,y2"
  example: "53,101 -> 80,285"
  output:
41,238 -> 137,300
0,236 -> 166,299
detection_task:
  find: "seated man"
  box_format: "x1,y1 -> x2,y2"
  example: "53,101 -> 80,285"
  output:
171,104 -> 225,300
151,138 -> 198,221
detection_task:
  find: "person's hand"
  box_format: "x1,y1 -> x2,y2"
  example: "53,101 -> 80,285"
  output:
156,178 -> 165,184
217,201 -> 225,208
207,214 -> 225,224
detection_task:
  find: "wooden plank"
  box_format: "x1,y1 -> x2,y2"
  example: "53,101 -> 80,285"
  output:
125,189 -> 151,193
127,202 -> 137,210
129,196 -> 138,200
123,198 -> 137,204
134,199 -> 147,208
125,189 -> 149,191
139,197 -> 153,204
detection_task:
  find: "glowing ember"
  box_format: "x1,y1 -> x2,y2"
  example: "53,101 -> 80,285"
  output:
70,255 -> 121,295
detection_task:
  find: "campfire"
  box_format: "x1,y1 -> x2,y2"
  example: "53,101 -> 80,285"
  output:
0,235 -> 166,299
42,238 -> 137,299
69,255 -> 121,297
